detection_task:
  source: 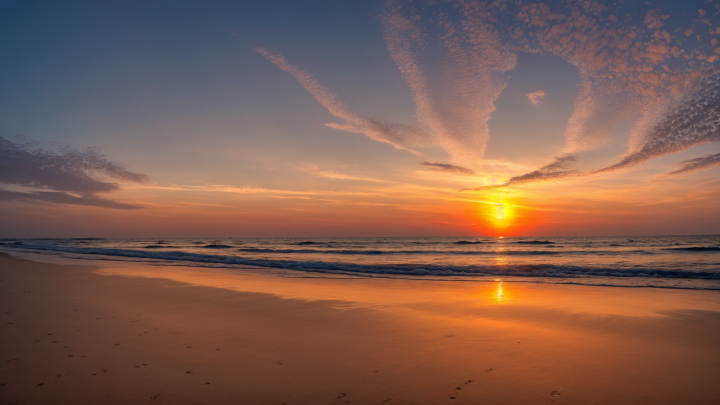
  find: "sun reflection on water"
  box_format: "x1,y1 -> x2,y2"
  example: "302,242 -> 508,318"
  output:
496,281 -> 505,301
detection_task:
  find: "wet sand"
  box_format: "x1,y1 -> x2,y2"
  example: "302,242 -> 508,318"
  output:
1,252 -> 719,404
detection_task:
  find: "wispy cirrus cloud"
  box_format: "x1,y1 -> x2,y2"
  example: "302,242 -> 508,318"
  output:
380,0 -> 517,166
297,165 -> 390,183
0,189 -> 142,210
258,1 -> 719,189
467,155 -> 578,191
596,71 -> 720,174
420,162 -> 475,176
255,46 -> 433,154
459,1 -> 720,189
668,152 -> 720,175
0,136 -> 148,209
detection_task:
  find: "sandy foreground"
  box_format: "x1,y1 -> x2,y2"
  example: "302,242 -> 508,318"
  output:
1,252 -> 719,405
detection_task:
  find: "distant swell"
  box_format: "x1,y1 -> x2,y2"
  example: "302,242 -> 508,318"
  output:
235,247 -> 567,256
662,246 -> 720,252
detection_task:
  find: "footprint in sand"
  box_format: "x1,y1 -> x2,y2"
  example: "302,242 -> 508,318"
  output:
550,391 -> 561,397
150,393 -> 160,400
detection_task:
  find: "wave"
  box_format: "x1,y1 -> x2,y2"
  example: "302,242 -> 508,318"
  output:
235,247 -> 569,256
662,246 -> 720,252
2,243 -> 718,281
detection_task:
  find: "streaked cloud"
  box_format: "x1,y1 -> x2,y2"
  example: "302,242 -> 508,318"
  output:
453,0 -> 720,188
468,155 -> 577,191
380,0 -> 517,166
597,71 -> 720,174
0,135 -> 148,209
668,152 -> 720,175
256,1 -> 718,192
255,46 -> 433,154
0,189 -> 143,210
420,162 -> 475,176
297,164 -> 390,183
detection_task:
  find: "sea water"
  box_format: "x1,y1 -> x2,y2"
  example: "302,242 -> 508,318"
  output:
2,235 -> 719,289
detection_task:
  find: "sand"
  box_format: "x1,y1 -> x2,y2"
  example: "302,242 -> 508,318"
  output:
1,252 -> 719,404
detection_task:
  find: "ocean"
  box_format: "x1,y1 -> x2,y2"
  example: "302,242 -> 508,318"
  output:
1,235 -> 719,289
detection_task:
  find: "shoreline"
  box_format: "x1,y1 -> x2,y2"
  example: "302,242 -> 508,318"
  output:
1,252 -> 719,404
2,248 -> 718,291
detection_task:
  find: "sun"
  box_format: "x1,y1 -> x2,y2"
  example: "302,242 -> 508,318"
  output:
494,203 -> 507,221
490,202 -> 515,228
480,193 -> 517,230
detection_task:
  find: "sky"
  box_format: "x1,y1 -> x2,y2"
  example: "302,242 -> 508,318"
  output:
0,0 -> 719,238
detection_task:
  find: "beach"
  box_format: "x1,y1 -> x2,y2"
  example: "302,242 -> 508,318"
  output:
1,252 -> 719,404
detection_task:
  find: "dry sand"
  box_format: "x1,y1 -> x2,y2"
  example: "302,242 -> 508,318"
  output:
1,252 -> 719,404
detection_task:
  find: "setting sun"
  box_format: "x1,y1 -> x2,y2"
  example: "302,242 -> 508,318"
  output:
484,194 -> 516,229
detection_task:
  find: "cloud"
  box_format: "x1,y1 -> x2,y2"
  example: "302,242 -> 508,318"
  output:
131,182 -> 380,197
596,71 -> 720,173
0,189 -> 143,210
0,135 -> 148,209
668,152 -> 720,175
479,69 -> 719,189
420,162 -> 475,176
527,90 -> 547,105
450,0 -> 720,189
467,155 -> 577,191
380,1 -> 517,166
297,164 -> 390,182
255,47 -> 433,154
259,1 -> 719,185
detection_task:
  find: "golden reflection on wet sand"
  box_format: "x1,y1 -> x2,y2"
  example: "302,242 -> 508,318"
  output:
84,258 -> 720,319
3,252 -> 720,405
